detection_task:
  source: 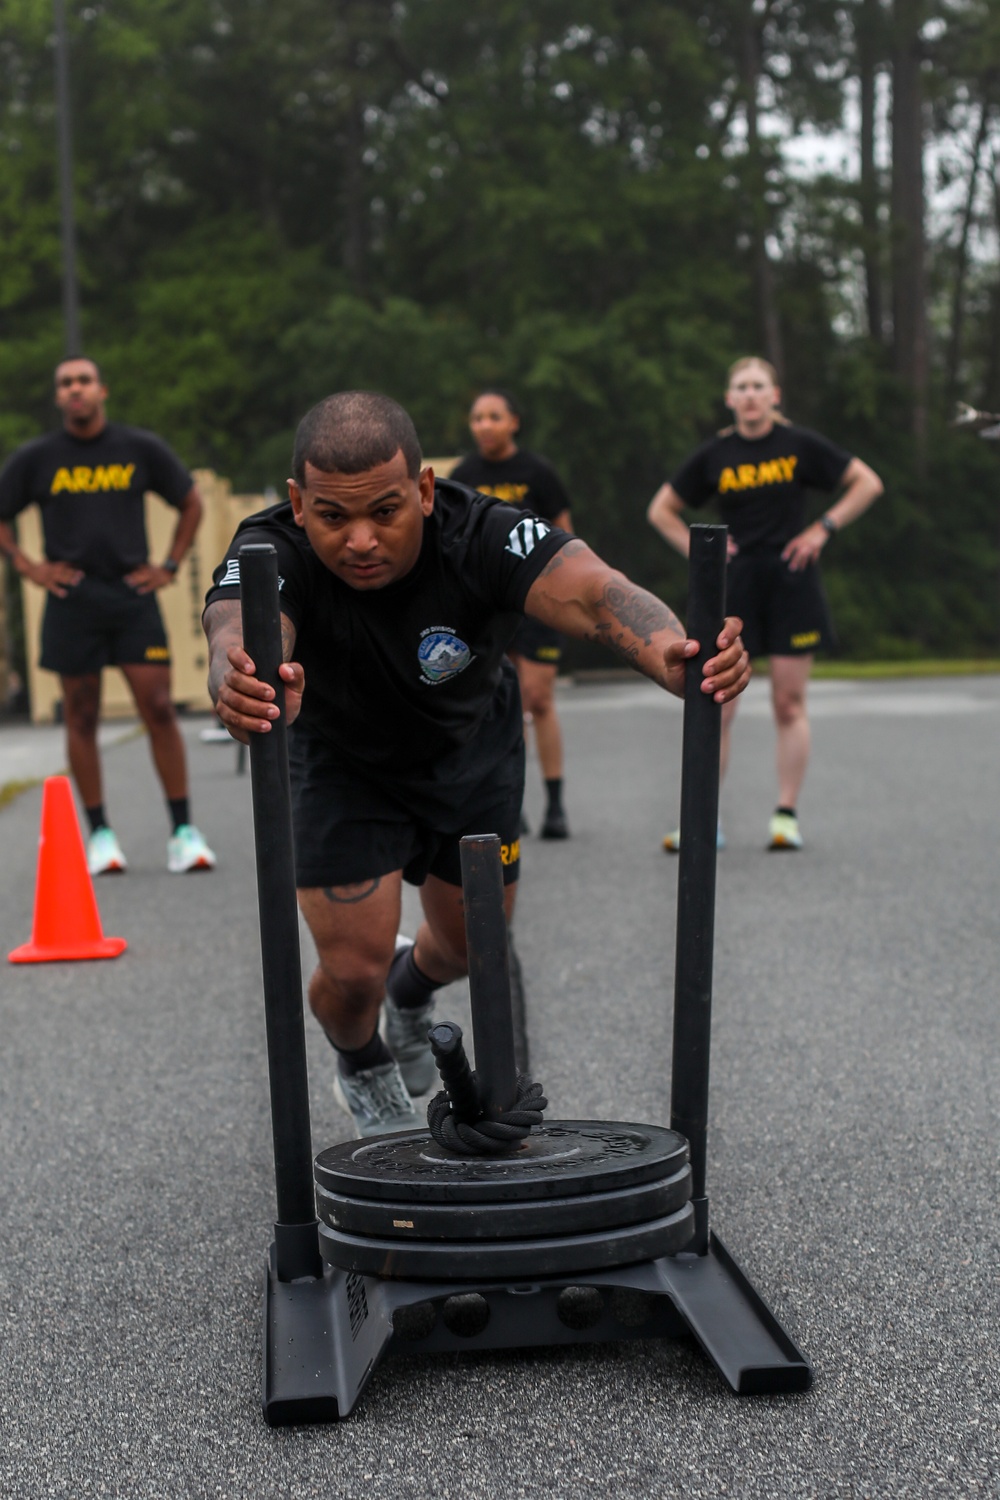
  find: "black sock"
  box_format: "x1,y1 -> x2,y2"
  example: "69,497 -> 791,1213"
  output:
776,805 -> 797,819
85,803 -> 107,834
545,777 -> 564,814
168,796 -> 190,832
387,945 -> 440,1010
330,1029 -> 394,1077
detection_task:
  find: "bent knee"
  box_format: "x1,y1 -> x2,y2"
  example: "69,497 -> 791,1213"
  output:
312,953 -> 389,1012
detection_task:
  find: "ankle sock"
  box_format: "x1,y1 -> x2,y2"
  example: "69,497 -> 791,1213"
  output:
387,945 -> 440,1011
776,806 -> 797,819
85,804 -> 108,834
331,1029 -> 393,1076
545,777 -> 564,813
168,796 -> 190,833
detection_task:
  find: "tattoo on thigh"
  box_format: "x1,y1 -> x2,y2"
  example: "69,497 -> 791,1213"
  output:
321,878 -> 382,904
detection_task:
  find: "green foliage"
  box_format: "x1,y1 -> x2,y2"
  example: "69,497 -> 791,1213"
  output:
0,0 -> 997,658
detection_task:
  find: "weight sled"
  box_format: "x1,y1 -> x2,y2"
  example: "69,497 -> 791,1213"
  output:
239,533 -> 813,1427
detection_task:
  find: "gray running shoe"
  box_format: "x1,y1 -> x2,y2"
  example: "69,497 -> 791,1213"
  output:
383,995 -> 437,1096
333,1061 -> 420,1138
383,936 -> 438,1096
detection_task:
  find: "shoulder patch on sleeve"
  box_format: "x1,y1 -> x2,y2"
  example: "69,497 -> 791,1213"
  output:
504,516 -> 552,559
217,556 -> 284,589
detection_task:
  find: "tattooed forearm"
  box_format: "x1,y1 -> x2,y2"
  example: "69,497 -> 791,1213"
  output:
204,599 -> 244,703
322,878 -> 382,905
598,583 -> 683,646
280,613 -> 296,663
592,622 -> 641,668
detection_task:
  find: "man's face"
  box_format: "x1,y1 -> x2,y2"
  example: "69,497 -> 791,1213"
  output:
288,451 -> 435,590
54,359 -> 107,426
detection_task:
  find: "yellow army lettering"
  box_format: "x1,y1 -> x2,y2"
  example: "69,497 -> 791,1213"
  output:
50,464 -> 136,495
790,631 -> 820,649
143,645 -> 170,662
718,456 -> 798,493
472,483 -> 530,504
499,838 -> 521,867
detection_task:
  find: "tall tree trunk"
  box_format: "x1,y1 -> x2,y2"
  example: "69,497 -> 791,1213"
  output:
342,86 -> 367,293
890,0 -> 928,461
946,100 -> 991,404
983,152 -> 1000,411
741,13 -> 784,378
857,0 -> 884,343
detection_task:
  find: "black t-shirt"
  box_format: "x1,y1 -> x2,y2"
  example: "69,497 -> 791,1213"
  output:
449,449 -> 571,523
205,480 -> 572,795
670,424 -> 852,552
0,422 -> 193,579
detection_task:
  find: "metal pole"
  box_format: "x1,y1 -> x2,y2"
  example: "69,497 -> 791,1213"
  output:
239,543 -> 320,1281
459,834 -> 519,1118
670,524 -> 727,1254
53,0 -> 82,356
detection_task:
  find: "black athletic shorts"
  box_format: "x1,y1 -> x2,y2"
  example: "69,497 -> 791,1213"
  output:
40,576 -> 171,676
727,551 -> 834,658
289,724 -> 525,890
509,615 -> 561,667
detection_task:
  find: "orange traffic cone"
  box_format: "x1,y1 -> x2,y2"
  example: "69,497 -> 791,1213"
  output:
8,776 -> 127,963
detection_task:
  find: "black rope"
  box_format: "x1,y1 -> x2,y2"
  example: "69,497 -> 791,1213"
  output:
427,1072 -> 548,1156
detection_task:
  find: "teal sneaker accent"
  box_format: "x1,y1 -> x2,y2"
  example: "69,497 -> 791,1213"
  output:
87,826 -> 127,876
167,823 -> 216,873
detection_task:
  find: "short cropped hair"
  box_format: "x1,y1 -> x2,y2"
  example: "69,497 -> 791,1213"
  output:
471,387 -> 522,420
292,391 -> 422,485
54,355 -> 102,383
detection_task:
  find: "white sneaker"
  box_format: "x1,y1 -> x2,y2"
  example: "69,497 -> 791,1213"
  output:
333,1061 -> 421,1138
87,826 -> 127,876
167,824 -> 216,873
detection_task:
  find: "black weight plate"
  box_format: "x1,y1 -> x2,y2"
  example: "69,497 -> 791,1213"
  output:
317,1201 -> 696,1280
316,1161 -> 692,1241
314,1120 -> 689,1205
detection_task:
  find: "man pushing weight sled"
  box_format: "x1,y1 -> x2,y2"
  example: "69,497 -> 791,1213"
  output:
204,392 -> 750,1140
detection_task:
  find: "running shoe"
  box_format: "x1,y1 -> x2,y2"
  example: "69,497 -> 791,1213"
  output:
540,807 -> 570,839
333,1061 -> 421,1138
662,823 -> 725,854
167,824 -> 217,873
384,937 -> 437,1095
87,826 -> 127,876
767,812 -> 803,850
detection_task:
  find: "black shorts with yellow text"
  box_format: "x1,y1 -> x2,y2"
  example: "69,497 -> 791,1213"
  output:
509,615 -> 562,667
39,576 -> 171,677
727,550 -> 834,659
289,724 -> 525,890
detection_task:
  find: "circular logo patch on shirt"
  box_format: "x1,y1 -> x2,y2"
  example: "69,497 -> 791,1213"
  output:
418,631 -> 472,684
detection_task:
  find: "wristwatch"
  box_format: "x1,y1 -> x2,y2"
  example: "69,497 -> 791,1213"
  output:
820,514 -> 838,536
162,558 -> 180,574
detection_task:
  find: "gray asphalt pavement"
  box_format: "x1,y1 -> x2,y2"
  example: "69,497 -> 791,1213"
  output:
1,676 -> 998,1498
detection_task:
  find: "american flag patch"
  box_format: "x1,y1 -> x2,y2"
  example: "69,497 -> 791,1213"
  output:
504,516 -> 551,559
217,557 -> 284,589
